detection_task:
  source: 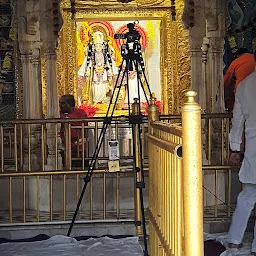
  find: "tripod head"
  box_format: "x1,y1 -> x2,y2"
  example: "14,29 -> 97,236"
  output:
114,21 -> 141,43
114,22 -> 143,62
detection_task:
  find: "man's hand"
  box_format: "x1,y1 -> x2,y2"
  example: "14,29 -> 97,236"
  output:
229,152 -> 241,166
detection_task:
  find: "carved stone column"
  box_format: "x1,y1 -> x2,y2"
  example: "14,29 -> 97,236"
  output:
19,41 -> 42,171
201,37 -> 210,112
186,0 -> 206,109
205,0 -> 225,113
206,6 -> 225,165
200,37 -> 210,165
19,42 -> 32,119
190,39 -> 205,108
207,37 -> 225,113
44,42 -> 63,170
204,0 -> 226,208
31,45 -> 43,118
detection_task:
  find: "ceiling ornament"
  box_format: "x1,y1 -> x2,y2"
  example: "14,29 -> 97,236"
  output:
170,0 -> 176,21
64,0 -> 172,9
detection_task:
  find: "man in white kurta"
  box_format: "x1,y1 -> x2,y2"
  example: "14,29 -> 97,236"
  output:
223,52 -> 256,256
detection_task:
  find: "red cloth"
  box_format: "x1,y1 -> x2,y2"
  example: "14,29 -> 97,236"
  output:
60,108 -> 88,155
224,53 -> 255,111
224,53 -> 256,93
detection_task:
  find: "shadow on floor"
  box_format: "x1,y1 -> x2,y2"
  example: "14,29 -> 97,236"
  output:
204,240 -> 225,256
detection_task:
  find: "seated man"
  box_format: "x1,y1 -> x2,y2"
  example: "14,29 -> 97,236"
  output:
59,94 -> 88,165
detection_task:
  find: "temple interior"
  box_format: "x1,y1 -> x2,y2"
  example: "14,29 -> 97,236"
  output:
0,0 -> 256,255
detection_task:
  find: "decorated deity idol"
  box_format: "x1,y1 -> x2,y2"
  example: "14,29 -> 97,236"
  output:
78,31 -> 118,105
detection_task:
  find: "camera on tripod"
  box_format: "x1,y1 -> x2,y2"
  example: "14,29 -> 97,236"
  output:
114,22 -> 141,43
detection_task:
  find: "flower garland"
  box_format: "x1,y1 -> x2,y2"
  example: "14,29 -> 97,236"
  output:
78,104 -> 99,117
142,100 -> 162,115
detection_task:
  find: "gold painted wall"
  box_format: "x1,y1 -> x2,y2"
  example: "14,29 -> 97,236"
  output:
52,0 -> 191,114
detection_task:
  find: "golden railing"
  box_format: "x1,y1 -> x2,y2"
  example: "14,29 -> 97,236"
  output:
0,116 -> 148,225
147,91 -> 204,256
161,112 -> 238,220
0,103 -> 241,228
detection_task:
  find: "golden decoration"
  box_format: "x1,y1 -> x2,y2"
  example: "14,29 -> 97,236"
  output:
56,0 -> 190,114
146,20 -> 157,50
41,54 -> 47,114
61,0 -> 172,8
228,35 -> 237,49
107,36 -> 122,67
76,29 -> 85,67
9,28 -> 16,41
2,55 -> 12,70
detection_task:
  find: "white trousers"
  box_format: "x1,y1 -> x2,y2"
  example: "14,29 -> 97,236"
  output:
228,183 -> 256,252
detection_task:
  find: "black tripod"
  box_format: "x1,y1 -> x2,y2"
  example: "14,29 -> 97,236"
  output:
67,26 -> 152,256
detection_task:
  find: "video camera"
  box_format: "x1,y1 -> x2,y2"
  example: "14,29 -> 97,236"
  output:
114,22 -> 141,43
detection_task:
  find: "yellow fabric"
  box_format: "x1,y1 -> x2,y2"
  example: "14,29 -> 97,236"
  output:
107,36 -> 122,67
76,29 -> 85,67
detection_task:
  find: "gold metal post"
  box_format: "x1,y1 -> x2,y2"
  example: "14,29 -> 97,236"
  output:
103,173 -> 106,219
9,177 -> 12,223
182,91 -> 204,256
55,124 -> 58,171
76,174 -> 79,203
20,125 -> 23,170
8,131 -> 12,158
208,119 -> 212,164
227,169 -> 231,217
37,176 -> 40,222
82,123 -> 85,169
1,126 -> 4,172
23,176 -> 26,222
50,176 -> 53,221
132,98 -> 142,236
68,124 -> 72,171
148,93 -> 160,124
14,124 -> 18,172
214,170 -> 218,217
64,121 -> 71,170
95,122 -> 99,169
63,174 -> 66,221
28,124 -> 31,172
41,124 -> 45,171
116,172 -> 120,219
90,176 -> 93,220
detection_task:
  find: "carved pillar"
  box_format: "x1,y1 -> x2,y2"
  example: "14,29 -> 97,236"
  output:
201,37 -> 210,112
200,37 -> 209,165
207,37 -> 225,113
19,43 -> 32,119
19,42 -> 42,170
39,0 -> 63,170
190,39 -> 205,108
43,42 -> 63,170
205,0 -> 225,113
205,3 -> 226,164
31,45 -> 43,118
186,0 -> 206,109
204,0 -> 226,208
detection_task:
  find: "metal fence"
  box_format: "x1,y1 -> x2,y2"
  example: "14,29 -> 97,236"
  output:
148,91 -> 204,256
0,106 -> 242,227
0,116 -> 149,225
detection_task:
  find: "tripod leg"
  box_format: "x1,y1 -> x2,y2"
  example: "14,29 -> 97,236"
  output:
132,59 -> 150,106
135,59 -> 154,106
131,103 -> 149,255
139,186 -> 149,256
67,60 -> 128,237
